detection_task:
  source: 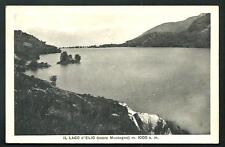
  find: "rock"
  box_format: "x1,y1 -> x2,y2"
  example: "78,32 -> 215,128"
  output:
112,113 -> 120,117
135,112 -> 172,135
119,102 -> 172,135
57,51 -> 81,65
27,60 -> 50,70
58,51 -> 69,65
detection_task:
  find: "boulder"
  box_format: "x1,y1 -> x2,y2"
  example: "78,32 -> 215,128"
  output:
119,102 -> 172,135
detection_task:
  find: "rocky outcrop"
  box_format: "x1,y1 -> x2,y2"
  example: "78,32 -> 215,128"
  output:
119,102 -> 172,135
57,51 -> 81,65
26,60 -> 50,71
15,55 -> 50,72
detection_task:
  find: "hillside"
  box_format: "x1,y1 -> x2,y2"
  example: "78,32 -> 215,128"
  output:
14,30 -> 61,60
141,15 -> 201,35
124,13 -> 210,48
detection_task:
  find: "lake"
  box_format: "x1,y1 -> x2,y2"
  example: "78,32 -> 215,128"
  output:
26,47 -> 210,134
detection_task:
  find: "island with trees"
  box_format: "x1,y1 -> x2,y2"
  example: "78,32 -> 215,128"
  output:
57,51 -> 81,65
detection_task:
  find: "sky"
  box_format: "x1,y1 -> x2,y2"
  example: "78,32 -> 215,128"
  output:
10,6 -> 210,47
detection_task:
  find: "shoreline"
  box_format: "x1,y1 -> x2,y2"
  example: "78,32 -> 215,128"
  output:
60,46 -> 210,50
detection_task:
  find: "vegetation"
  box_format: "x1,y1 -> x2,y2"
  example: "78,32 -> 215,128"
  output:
75,54 -> 81,62
50,75 -> 57,86
15,55 -> 50,71
14,30 -> 61,61
166,120 -> 190,134
124,13 -> 210,48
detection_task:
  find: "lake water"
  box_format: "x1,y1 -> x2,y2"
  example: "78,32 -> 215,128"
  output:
26,47 -> 210,134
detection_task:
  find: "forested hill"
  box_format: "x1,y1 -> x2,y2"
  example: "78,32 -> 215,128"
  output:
14,30 -> 61,60
124,13 -> 210,48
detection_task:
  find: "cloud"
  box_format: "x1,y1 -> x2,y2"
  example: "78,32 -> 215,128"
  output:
11,6 -> 210,46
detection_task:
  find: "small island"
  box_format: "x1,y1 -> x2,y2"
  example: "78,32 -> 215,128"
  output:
57,51 -> 81,65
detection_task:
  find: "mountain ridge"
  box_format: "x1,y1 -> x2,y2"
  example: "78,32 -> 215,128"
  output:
140,14 -> 202,35
124,13 -> 210,48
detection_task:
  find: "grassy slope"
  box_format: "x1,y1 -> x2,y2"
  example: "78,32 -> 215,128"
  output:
15,72 -> 140,135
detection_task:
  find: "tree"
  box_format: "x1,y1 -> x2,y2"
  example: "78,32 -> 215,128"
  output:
60,51 -> 68,62
74,54 -> 81,63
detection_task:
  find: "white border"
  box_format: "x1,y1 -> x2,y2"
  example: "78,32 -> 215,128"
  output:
5,6 -> 219,144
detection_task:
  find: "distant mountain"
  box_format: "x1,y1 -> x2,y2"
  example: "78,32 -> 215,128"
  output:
141,15 -> 201,35
14,30 -> 61,60
124,13 -> 210,48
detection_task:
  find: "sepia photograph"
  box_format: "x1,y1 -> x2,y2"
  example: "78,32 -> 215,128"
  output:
6,6 -> 219,143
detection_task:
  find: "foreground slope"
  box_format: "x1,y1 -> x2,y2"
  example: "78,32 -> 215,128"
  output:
15,72 -> 189,135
